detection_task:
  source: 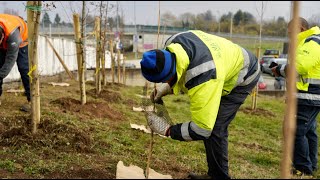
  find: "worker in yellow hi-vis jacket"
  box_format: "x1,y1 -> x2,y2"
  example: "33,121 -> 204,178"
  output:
272,17 -> 320,177
140,30 -> 260,179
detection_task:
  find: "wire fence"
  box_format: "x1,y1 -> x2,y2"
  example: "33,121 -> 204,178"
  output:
39,24 -> 288,42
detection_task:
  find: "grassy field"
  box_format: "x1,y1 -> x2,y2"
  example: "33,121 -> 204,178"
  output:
0,74 -> 318,179
124,38 -> 285,60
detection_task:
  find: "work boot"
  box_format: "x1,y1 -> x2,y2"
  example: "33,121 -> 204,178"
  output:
188,172 -> 212,179
291,168 -> 313,179
20,103 -> 31,112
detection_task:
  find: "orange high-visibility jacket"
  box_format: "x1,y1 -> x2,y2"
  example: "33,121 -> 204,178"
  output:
0,14 -> 28,49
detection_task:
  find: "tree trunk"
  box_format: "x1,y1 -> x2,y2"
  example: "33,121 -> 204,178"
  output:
73,14 -> 86,105
110,40 -> 115,84
27,1 -> 42,134
95,17 -> 101,95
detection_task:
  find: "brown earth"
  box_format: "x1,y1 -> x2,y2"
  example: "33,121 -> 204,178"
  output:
0,78 -> 128,179
0,116 -> 94,153
51,97 -> 123,120
0,112 -> 117,179
239,107 -> 276,117
87,89 -> 123,103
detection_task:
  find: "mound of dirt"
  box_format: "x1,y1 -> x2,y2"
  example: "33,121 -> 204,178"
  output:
51,97 -> 123,120
0,116 -> 96,153
86,81 -> 125,91
87,89 -> 122,103
240,142 -> 273,151
239,107 -> 276,117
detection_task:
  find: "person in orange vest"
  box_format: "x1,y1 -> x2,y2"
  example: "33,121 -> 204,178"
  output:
0,14 -> 30,112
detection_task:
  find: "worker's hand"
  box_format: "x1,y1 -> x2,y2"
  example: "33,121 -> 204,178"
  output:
150,83 -> 172,104
146,111 -> 171,136
271,66 -> 280,77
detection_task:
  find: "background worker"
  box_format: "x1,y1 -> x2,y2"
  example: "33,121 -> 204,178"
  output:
0,14 -> 30,112
272,17 -> 320,176
140,30 -> 260,179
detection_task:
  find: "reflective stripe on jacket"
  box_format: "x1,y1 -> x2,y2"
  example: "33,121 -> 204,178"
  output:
165,30 -> 259,141
0,14 -> 28,49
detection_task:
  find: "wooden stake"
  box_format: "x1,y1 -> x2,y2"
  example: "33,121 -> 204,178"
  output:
110,40 -> 115,83
251,47 -> 260,110
122,55 -> 126,85
146,1 -> 161,179
27,1 -> 41,134
45,36 -> 74,80
117,49 -> 121,84
95,17 -> 101,95
73,13 -> 86,105
280,1 -> 299,178
101,32 -> 106,86
81,1 -> 87,81
102,1 -> 109,86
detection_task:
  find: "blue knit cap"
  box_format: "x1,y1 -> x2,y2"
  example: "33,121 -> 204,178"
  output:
140,49 -> 176,83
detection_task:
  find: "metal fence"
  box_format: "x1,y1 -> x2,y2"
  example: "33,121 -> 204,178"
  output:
40,24 -> 288,42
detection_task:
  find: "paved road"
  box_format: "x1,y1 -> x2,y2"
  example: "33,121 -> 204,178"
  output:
261,73 -> 282,91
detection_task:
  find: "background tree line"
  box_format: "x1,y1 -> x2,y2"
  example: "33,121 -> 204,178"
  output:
160,9 -> 320,37
5,5 -> 320,38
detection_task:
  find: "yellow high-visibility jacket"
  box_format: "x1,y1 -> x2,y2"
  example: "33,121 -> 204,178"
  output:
164,30 -> 259,141
277,26 -> 320,106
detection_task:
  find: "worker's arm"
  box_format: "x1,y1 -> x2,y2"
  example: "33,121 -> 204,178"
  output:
273,64 -> 287,78
169,79 -> 224,141
0,29 -> 21,79
150,83 -> 173,103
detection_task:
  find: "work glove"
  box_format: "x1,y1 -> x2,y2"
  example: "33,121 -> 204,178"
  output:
146,111 -> 171,136
150,83 -> 172,104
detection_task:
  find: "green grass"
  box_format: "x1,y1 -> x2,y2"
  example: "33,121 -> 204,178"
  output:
0,77 -> 319,179
123,37 -> 284,60
231,37 -> 284,57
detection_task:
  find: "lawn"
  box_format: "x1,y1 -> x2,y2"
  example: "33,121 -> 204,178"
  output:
122,36 -> 285,60
0,74 -> 318,179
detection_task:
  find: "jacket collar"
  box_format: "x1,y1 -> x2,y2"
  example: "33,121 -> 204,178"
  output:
298,26 -> 320,43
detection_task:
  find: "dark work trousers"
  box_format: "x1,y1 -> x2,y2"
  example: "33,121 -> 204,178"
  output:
204,73 -> 260,179
0,45 -> 30,102
293,103 -> 319,174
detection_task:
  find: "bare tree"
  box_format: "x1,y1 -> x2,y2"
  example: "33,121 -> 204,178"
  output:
308,13 -> 320,27
161,11 -> 179,27
179,12 -> 195,29
255,1 -> 267,58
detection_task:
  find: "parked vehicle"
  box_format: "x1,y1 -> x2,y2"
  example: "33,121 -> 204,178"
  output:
279,54 -> 288,58
263,49 -> 280,58
261,57 -> 287,76
259,55 -> 274,72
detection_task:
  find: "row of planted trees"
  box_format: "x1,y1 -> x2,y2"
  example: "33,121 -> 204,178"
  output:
74,1 -> 126,105
27,1 -> 126,132
26,1 -> 300,178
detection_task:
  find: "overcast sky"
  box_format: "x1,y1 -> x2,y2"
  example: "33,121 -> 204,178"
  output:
2,1 -> 320,25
